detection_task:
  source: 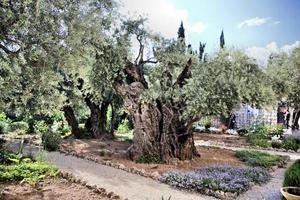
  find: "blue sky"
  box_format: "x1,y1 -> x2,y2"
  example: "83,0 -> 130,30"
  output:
171,0 -> 300,51
121,0 -> 300,66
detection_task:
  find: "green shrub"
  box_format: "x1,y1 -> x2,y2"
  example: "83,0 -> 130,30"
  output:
47,111 -> 65,124
0,112 -> 6,121
282,139 -> 300,151
271,140 -> 282,149
0,162 -> 58,184
283,160 -> 300,187
268,124 -> 284,138
248,124 -> 271,148
0,150 -> 21,165
117,119 -> 131,133
42,131 -> 62,151
200,117 -> 212,130
33,120 -> 49,135
10,121 -> 29,132
0,121 -> 10,134
235,150 -> 288,168
137,153 -> 164,164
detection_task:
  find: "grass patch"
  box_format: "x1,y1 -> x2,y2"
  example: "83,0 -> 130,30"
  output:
115,130 -> 133,142
235,150 -> 288,168
136,153 -> 164,164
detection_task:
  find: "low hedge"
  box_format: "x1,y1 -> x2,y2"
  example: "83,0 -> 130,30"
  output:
283,160 -> 300,187
235,150 -> 288,168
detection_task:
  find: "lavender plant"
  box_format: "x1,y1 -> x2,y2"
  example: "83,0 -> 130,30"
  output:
160,165 -> 270,195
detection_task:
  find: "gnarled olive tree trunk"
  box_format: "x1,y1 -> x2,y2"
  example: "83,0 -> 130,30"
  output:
63,105 -> 81,138
292,108 -> 300,130
113,60 -> 199,162
85,97 -> 111,139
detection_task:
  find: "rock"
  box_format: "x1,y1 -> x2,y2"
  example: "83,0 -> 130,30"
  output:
150,171 -> 160,180
150,165 -> 158,169
131,167 -> 139,173
271,166 -> 278,171
107,192 -> 114,198
297,149 -> 300,153
118,164 -> 126,170
139,169 -> 146,175
168,158 -> 179,165
97,188 -> 106,194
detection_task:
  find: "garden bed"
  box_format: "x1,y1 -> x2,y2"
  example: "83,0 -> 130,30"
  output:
59,138 -> 244,178
160,165 -> 271,199
0,148 -> 122,200
0,177 -> 114,200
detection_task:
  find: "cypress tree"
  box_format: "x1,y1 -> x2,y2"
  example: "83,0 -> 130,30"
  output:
220,30 -> 225,49
178,21 -> 185,39
199,42 -> 206,61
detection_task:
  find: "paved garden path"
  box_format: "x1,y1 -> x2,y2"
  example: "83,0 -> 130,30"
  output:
195,140 -> 300,200
236,164 -> 290,200
4,140 -> 216,200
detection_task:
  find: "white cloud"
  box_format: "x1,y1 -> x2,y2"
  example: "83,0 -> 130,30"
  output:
238,17 -> 271,29
188,22 -> 207,34
245,41 -> 300,67
120,0 -> 206,38
273,21 -> 280,25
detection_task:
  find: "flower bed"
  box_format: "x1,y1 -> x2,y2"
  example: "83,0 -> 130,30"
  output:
160,165 -> 270,198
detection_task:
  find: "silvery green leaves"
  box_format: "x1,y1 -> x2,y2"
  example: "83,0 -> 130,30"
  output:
183,49 -> 273,120
160,165 -> 270,194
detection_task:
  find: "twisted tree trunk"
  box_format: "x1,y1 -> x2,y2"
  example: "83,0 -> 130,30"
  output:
85,97 -> 111,139
63,105 -> 81,138
113,59 -> 199,162
292,109 -> 300,130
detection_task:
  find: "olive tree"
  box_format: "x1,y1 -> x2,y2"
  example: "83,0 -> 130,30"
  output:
102,19 -> 272,162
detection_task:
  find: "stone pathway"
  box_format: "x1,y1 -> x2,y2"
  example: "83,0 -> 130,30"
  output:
195,140 -> 300,200
4,140 -> 216,200
237,165 -> 289,200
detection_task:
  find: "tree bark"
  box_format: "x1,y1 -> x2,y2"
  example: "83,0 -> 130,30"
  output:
113,59 -> 199,162
292,109 -> 300,130
63,105 -> 81,138
85,97 -> 111,139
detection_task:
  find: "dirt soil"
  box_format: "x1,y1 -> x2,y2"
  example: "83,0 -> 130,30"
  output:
194,132 -> 250,147
60,138 -> 244,174
0,178 -> 110,200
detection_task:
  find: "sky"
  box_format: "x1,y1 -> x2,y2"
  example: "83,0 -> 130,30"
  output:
120,0 -> 300,66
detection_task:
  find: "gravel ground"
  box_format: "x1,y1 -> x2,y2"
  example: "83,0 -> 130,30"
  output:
237,165 -> 289,200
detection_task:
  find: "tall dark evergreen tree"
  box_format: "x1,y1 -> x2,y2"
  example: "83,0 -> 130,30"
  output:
178,21 -> 185,39
220,30 -> 225,49
199,42 -> 206,61
187,44 -> 193,54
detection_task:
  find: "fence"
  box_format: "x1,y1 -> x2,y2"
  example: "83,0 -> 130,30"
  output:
211,105 -> 277,129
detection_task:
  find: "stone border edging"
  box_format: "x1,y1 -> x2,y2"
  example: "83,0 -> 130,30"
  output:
58,149 -> 161,181
58,170 -> 125,200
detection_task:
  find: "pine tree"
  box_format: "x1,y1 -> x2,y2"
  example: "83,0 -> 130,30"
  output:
220,30 -> 225,49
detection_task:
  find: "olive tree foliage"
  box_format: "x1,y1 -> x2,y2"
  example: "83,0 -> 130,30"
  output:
184,49 -> 274,119
0,0 -> 118,118
95,17 -> 273,161
267,46 -> 300,108
0,0 -> 73,115
267,46 -> 300,128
